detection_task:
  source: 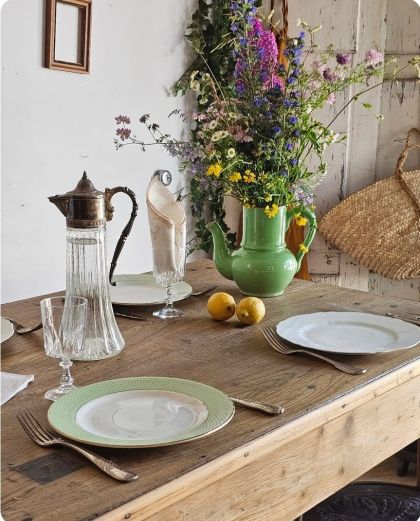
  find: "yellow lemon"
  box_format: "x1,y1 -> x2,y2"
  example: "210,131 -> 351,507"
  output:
207,292 -> 236,321
236,297 -> 265,325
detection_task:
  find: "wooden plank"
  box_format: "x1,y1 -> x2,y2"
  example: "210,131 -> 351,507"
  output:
2,260 -> 420,521
101,369 -> 420,521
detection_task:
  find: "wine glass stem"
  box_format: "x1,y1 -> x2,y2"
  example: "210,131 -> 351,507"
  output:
59,358 -> 75,391
166,283 -> 174,308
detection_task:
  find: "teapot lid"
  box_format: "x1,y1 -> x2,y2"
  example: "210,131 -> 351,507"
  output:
66,171 -> 104,199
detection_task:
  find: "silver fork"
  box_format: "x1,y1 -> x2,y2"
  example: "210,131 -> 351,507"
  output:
17,411 -> 138,482
4,318 -> 43,334
261,327 -> 367,375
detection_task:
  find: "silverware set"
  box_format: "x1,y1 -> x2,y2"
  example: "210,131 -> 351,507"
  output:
261,327 -> 367,375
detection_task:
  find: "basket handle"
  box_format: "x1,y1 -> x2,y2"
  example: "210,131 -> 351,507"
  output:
396,128 -> 420,174
395,128 -> 420,226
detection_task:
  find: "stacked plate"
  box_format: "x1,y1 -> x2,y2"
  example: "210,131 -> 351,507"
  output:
110,274 -> 192,306
275,312 -> 420,355
1,318 -> 14,343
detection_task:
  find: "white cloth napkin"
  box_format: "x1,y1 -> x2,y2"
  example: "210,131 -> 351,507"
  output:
1,372 -> 34,405
146,177 -> 186,273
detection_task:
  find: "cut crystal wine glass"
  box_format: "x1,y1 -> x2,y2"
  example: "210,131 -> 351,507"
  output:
152,247 -> 186,319
40,296 -> 87,401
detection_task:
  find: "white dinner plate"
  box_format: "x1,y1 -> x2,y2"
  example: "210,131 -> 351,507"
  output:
110,274 -> 193,306
276,312 -> 420,355
1,318 -> 14,343
48,377 -> 235,448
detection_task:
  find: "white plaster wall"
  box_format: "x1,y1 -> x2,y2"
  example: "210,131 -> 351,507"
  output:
1,0 -> 194,303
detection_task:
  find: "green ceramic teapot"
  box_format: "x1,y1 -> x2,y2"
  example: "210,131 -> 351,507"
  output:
207,206 -> 317,297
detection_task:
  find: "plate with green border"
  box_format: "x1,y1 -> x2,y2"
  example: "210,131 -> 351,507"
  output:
48,377 -> 235,448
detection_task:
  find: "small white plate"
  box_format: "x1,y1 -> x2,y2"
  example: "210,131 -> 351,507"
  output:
110,274 -> 192,306
1,318 -> 14,343
276,312 -> 420,355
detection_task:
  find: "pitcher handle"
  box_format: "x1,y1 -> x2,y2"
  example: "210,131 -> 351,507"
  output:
286,207 -> 317,272
105,186 -> 139,285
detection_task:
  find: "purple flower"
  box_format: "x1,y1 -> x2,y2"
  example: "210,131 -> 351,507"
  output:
323,68 -> 337,82
115,115 -> 130,125
116,127 -> 131,141
289,116 -> 298,125
280,169 -> 288,177
290,158 -> 298,166
299,31 -> 305,39
236,81 -> 246,95
231,23 -> 239,33
285,142 -> 293,151
365,48 -> 383,66
293,129 -> 301,137
287,76 -> 297,85
239,37 -> 248,46
273,125 -> 282,134
254,96 -> 263,107
336,53 -> 350,65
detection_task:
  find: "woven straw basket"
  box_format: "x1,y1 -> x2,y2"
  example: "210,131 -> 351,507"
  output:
319,128 -> 420,280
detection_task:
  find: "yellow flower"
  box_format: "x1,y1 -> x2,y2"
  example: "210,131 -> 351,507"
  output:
264,195 -> 272,202
206,163 -> 223,177
264,203 -> 279,219
243,170 -> 256,183
299,243 -> 309,253
295,214 -> 308,227
229,171 -> 242,183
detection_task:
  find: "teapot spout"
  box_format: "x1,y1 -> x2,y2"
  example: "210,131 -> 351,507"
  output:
48,195 -> 69,217
206,221 -> 233,280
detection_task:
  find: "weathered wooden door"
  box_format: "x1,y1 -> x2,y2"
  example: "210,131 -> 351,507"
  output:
264,0 -> 419,301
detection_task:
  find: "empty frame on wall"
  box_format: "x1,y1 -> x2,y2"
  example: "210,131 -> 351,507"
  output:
45,0 -> 92,73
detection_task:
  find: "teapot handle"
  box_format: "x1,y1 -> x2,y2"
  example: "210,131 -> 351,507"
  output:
104,186 -> 139,285
286,207 -> 317,272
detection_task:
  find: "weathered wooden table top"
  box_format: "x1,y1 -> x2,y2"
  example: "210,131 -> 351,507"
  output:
1,260 -> 420,521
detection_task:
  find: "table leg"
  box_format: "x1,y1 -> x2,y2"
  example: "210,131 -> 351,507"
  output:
417,439 -> 420,489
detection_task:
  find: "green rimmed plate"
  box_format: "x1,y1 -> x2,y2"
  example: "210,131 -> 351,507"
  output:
48,377 -> 235,448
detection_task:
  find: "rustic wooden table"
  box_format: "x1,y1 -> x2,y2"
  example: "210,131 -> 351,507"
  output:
2,260 -> 420,521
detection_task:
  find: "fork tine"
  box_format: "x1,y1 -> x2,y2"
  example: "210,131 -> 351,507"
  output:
22,412 -> 50,442
262,327 -> 289,353
17,413 -> 44,445
28,411 -> 55,440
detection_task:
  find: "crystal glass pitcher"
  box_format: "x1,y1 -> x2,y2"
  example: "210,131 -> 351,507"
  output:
49,172 -> 138,360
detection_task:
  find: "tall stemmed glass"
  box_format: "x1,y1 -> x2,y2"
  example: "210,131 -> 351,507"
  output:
152,246 -> 186,319
40,296 -> 87,401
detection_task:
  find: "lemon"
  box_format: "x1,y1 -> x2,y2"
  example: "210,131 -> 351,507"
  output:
236,297 -> 265,325
207,292 -> 236,321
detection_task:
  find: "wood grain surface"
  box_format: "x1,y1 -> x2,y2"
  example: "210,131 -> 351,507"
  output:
1,260 -> 419,521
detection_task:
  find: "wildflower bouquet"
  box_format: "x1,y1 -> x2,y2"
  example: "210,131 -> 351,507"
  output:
115,0 -> 416,250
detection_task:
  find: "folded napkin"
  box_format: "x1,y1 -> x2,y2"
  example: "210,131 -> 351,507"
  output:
1,372 -> 34,405
146,177 -> 186,273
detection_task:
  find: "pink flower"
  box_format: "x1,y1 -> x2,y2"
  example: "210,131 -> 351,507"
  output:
365,48 -> 383,66
327,93 -> 336,105
312,58 -> 326,74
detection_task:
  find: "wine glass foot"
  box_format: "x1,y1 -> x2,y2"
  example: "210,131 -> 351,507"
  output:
153,306 -> 186,319
44,384 -> 77,401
